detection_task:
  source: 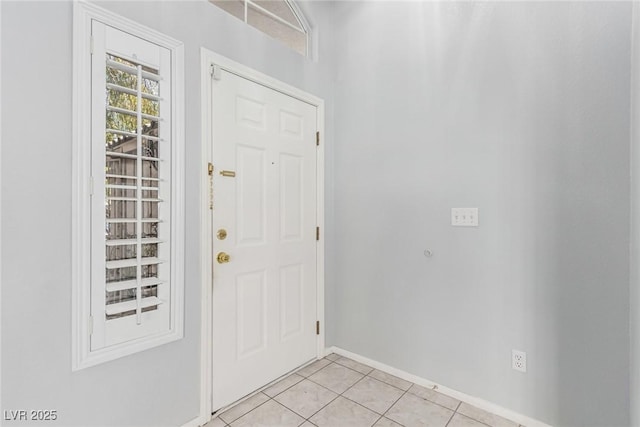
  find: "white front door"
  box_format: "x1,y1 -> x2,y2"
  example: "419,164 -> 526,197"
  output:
211,69 -> 319,411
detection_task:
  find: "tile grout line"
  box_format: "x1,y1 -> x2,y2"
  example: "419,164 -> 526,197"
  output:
296,360 -> 350,422
362,362 -> 412,426
332,356 -> 376,376
406,383 -> 468,414
219,392 -> 272,425
275,384 -> 334,422
377,387 -> 410,427
338,379 -> 401,423
367,369 -> 413,393
334,367 -> 395,427
444,399 -> 461,427
303,359 -> 370,395
444,405 -> 457,427
366,371 -> 459,417
453,401 -> 507,427
303,392 -> 342,423
296,359 -> 334,378
269,399 -> 309,425
265,373 -> 305,399
282,358 -> 342,420
302,361 -> 369,424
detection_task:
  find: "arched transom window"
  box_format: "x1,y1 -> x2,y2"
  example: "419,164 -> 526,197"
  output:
210,0 -> 309,56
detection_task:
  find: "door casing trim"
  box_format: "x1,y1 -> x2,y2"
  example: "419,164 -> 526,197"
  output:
198,48 -> 326,423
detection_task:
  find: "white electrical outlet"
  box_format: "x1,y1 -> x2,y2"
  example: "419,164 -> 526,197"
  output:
451,208 -> 478,227
512,349 -> 527,373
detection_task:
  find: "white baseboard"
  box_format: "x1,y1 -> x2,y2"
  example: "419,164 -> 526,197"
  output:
326,346 -> 552,427
180,414 -> 209,427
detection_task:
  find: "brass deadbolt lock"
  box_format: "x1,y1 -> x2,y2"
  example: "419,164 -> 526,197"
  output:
217,252 -> 231,264
217,229 -> 227,240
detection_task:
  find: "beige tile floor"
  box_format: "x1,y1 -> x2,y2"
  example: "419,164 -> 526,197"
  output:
204,354 -> 524,427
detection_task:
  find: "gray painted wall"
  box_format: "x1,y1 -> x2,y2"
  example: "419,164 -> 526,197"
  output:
0,1 -> 334,425
328,2 -> 631,426
1,1 -> 636,426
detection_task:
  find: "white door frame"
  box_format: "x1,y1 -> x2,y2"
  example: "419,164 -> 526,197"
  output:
198,48 -> 325,424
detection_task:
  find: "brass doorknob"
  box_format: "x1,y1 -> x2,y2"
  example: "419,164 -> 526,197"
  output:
217,252 -> 230,264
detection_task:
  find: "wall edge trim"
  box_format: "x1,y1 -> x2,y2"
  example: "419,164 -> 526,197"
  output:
180,414 -> 208,427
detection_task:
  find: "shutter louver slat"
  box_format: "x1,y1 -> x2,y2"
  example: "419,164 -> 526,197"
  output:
105,173 -> 160,181
106,129 -> 161,142
105,184 -> 159,190
106,197 -> 163,202
105,257 -> 165,269
105,238 -> 164,247
106,83 -> 162,102
106,277 -> 166,292
106,218 -> 161,224
106,59 -> 162,81
105,297 -> 163,316
106,105 -> 161,122
106,152 -> 161,162
107,197 -> 163,203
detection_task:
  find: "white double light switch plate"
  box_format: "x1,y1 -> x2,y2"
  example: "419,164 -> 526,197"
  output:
451,208 -> 478,227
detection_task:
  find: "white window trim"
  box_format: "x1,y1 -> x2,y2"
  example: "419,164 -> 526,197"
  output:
213,0 -> 313,58
72,0 -> 185,371
285,0 -> 313,57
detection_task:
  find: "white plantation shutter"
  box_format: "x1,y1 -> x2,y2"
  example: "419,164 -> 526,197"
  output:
73,4 -> 184,370
90,22 -> 175,350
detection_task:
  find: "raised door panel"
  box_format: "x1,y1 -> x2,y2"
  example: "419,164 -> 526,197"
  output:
279,110 -> 304,140
236,146 -> 267,246
236,95 -> 267,131
279,153 -> 304,242
280,264 -> 304,342
236,270 -> 268,359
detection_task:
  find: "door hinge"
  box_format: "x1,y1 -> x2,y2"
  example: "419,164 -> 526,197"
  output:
88,316 -> 94,335
316,131 -> 320,146
211,64 -> 222,80
90,35 -> 94,55
208,163 -> 214,176
316,226 -> 320,241
316,321 -> 320,335
89,176 -> 94,196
